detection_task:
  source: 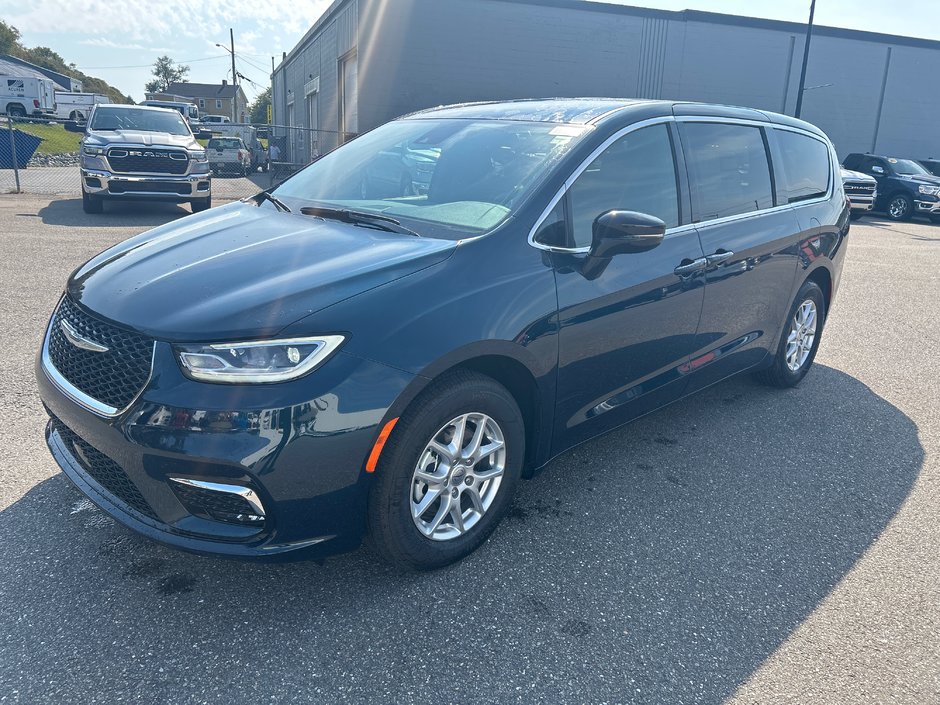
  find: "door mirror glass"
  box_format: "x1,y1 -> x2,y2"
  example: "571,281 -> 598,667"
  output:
871,165 -> 885,175
591,210 -> 666,258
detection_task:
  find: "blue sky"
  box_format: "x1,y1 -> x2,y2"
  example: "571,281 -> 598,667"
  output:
2,0 -> 940,103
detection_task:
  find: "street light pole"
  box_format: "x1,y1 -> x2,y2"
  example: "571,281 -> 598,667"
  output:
794,0 -> 817,119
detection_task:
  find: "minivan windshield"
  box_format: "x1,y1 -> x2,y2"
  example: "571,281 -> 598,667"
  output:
90,107 -> 191,136
273,118 -> 590,236
889,158 -> 930,176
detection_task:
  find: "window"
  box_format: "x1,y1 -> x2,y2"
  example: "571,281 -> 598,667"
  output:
776,130 -> 831,203
534,199 -> 567,248
682,122 -> 774,222
198,98 -> 205,109
339,50 -> 358,142
216,99 -> 222,110
567,124 -> 679,248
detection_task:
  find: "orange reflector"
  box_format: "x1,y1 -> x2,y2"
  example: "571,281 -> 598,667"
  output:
365,417 -> 399,473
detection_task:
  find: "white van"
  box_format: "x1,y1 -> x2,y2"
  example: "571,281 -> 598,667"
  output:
54,92 -> 110,121
139,99 -> 199,124
0,75 -> 56,117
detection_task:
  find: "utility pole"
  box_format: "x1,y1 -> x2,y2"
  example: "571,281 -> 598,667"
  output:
230,28 -> 237,122
794,0 -> 816,119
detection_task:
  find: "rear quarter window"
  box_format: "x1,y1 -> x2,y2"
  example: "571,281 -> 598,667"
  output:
775,130 -> 831,203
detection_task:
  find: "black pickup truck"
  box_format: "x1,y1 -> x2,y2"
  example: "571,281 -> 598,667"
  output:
843,152 -> 940,222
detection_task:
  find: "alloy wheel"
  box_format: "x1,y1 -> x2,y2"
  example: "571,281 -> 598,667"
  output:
889,196 -> 909,219
785,299 -> 818,372
410,412 -> 506,541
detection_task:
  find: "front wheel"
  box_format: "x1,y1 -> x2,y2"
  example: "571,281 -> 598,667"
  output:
368,371 -> 525,570
191,196 -> 211,213
886,193 -> 914,221
756,279 -> 825,388
81,190 -> 103,214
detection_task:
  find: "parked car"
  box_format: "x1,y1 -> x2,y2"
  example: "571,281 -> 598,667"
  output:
200,114 -> 231,125
211,124 -> 268,173
53,91 -> 110,121
917,158 -> 940,176
0,75 -> 55,117
65,104 -> 211,214
207,136 -> 251,176
38,99 -> 848,569
842,152 -> 940,222
840,167 -> 877,220
139,99 -> 200,125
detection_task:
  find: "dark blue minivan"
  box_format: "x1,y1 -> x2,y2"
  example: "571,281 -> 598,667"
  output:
38,99 -> 849,568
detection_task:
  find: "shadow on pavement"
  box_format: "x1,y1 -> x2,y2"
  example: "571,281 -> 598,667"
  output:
0,365 -> 923,703
36,197 -> 193,228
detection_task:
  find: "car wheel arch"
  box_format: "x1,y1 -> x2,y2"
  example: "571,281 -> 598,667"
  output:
376,345 -> 550,477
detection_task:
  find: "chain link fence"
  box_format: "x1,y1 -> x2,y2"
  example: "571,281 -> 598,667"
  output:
1,115 -> 350,203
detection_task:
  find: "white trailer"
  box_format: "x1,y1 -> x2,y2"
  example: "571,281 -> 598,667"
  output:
54,91 -> 110,121
0,75 -> 56,117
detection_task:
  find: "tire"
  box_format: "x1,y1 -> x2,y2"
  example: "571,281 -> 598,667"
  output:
69,110 -> 84,121
368,370 -> 526,570
7,104 -> 26,118
886,193 -> 914,221
191,196 -> 211,213
756,279 -> 825,388
81,190 -> 103,214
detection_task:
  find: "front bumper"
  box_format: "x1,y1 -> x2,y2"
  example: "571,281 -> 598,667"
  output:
848,196 -> 875,212
915,198 -> 940,214
37,334 -> 416,560
81,168 -> 211,202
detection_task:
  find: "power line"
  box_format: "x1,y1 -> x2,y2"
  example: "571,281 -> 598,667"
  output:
76,55 -> 229,70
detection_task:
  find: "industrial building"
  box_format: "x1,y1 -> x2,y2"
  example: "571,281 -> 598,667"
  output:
272,0 -> 940,162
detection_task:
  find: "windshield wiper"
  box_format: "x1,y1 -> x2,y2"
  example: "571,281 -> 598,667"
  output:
246,190 -> 291,213
299,206 -> 419,236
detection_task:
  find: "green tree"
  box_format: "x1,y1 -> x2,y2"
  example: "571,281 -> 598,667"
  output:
145,56 -> 190,94
248,86 -> 271,124
0,20 -> 21,55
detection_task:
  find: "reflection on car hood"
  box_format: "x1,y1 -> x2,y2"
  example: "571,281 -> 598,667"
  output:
67,201 -> 457,342
897,173 -> 940,185
840,168 -> 876,184
84,130 -> 200,150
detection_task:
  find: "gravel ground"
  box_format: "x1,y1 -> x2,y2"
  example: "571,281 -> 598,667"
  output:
0,195 -> 937,705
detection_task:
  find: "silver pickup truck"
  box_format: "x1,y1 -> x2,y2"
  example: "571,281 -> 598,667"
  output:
67,104 -> 211,214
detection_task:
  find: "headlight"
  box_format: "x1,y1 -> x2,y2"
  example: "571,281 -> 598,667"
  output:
176,336 -> 345,383
918,185 -> 940,196
83,146 -> 106,156
190,150 -> 207,162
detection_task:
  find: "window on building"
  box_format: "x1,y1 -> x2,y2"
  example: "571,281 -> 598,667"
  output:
775,129 -> 831,203
216,99 -> 222,110
339,50 -> 358,143
681,122 -> 774,222
568,124 -> 680,248
198,98 -> 204,109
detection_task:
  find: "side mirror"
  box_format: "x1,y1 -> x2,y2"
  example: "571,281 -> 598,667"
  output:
64,120 -> 85,133
871,166 -> 885,175
196,129 -> 213,140
590,210 -> 666,258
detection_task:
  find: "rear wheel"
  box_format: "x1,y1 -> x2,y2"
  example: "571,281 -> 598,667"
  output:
887,193 -> 914,221
7,104 -> 26,118
368,371 -> 525,570
81,190 -> 103,214
756,279 -> 825,388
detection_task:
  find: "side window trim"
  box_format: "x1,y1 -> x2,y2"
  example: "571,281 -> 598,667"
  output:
769,127 -> 832,205
529,116 -> 682,253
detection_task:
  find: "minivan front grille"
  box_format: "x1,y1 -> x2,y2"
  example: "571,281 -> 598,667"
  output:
107,147 -> 189,175
47,296 -> 154,411
52,417 -> 157,520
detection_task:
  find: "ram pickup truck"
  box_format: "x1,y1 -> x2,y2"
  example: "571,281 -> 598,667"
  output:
67,104 -> 211,214
840,168 -> 877,220
843,152 -> 940,222
207,136 -> 251,176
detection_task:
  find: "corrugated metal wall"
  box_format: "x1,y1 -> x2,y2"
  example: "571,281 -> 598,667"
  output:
276,0 -> 940,160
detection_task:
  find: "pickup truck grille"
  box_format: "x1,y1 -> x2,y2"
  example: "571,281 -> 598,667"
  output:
844,182 -> 876,196
107,147 -> 189,175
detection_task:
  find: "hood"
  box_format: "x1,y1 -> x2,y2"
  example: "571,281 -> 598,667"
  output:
68,201 -> 457,342
84,130 -> 200,150
897,173 -> 940,185
840,167 -> 876,184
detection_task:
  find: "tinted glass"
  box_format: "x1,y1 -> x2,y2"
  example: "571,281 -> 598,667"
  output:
682,123 -> 774,221
274,119 -> 589,237
568,124 -> 679,248
888,158 -> 930,176
776,130 -> 831,203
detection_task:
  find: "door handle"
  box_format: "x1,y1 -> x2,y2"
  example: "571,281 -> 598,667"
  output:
706,250 -> 735,265
674,257 -> 708,276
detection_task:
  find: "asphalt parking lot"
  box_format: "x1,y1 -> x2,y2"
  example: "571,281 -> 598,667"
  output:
0,194 -> 937,704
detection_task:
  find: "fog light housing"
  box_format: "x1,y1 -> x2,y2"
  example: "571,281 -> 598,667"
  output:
169,478 -> 266,526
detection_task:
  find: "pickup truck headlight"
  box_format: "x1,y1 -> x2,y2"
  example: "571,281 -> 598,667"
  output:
176,336 -> 345,383
83,146 -> 106,156
190,150 -> 208,162
918,185 -> 940,196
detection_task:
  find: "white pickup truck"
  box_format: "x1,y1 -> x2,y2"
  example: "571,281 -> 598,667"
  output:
207,136 -> 251,176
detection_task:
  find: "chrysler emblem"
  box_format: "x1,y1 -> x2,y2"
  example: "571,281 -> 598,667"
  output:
60,319 -> 109,353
